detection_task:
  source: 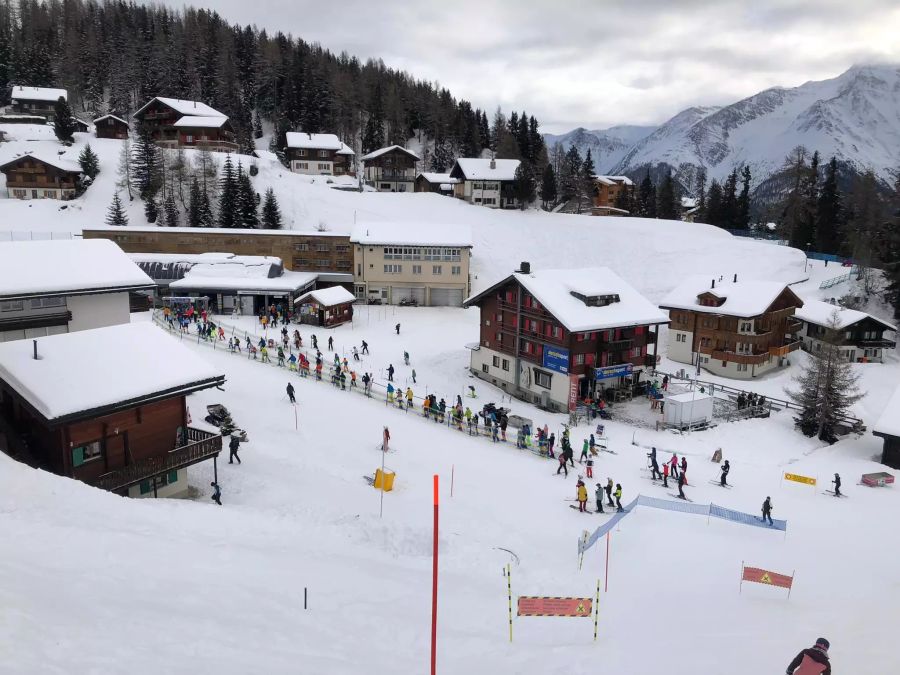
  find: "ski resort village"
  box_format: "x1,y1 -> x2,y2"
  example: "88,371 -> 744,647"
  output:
1,2 -> 900,674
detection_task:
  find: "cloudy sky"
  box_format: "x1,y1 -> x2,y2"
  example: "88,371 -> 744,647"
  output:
170,0 -> 900,133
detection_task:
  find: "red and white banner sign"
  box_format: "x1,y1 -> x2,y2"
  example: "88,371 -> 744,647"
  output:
742,565 -> 794,589
517,596 -> 592,617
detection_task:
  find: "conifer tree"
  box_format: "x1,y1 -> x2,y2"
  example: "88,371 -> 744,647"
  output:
187,177 -> 203,228
144,195 -> 159,224
638,170 -> 656,218
131,122 -> 162,204
116,139 -> 133,201
361,84 -> 385,154
578,149 -> 596,213
815,157 -> 843,253
541,163 -> 557,209
880,174 -> 900,321
236,163 -> 259,228
706,179 -> 724,226
78,143 -> 100,179
163,193 -> 179,227
105,192 -> 128,226
217,155 -> 238,228
721,169 -> 738,228
253,111 -> 263,139
261,187 -> 283,229
656,169 -> 679,220
559,146 -> 582,204
737,166 -> 752,229
695,167 -> 707,222
513,162 -> 536,209
53,96 -> 75,142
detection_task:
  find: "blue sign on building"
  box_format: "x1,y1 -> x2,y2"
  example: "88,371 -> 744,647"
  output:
594,363 -> 633,380
542,346 -> 570,374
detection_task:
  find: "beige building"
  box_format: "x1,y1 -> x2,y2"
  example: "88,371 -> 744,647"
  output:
350,222 -> 473,306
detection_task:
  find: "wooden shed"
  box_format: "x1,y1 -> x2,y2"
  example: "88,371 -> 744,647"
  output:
296,286 -> 356,328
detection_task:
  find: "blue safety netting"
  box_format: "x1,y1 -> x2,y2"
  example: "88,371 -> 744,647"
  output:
579,494 -> 787,554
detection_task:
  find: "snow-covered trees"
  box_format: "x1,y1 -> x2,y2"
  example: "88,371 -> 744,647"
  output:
261,188 -> 283,229
787,311 -> 864,443
656,169 -> 678,220
105,192 -> 128,226
188,177 -> 214,228
540,163 -> 557,208
637,170 -> 656,218
815,157 -> 843,253
131,122 -> 162,222
116,139 -> 133,201
78,143 -> 99,179
513,162 -> 536,209
217,155 -> 238,228
236,162 -> 259,228
53,96 -> 75,142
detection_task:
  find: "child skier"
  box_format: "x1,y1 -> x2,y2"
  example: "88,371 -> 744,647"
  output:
662,461 -> 669,488
594,483 -> 605,514
586,455 -> 594,479
556,451 -> 568,477
832,473 -> 841,497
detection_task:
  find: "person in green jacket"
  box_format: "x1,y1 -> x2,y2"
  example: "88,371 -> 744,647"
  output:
614,483 -> 624,512
580,439 -> 589,463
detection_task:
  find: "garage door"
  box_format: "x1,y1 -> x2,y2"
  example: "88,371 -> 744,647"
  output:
391,286 -> 425,305
429,287 -> 464,307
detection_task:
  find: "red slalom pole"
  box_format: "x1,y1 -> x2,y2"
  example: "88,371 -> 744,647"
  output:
431,474 -> 439,675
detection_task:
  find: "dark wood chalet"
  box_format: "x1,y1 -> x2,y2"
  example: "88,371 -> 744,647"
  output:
463,263 -> 668,412
874,385 -> 900,469
296,287 -> 356,328
0,323 -> 225,498
284,132 -> 355,176
361,145 -> 420,192
94,114 -> 130,139
9,86 -> 67,119
133,97 -> 235,152
795,299 -> 896,363
0,152 -> 82,200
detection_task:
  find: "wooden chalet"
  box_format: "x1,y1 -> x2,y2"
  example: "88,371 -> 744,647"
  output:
295,286 -> 356,328
795,298 -> 896,363
133,97 -> 235,152
285,132 -> 355,176
414,172 -> 458,195
660,274 -> 804,380
361,145 -> 420,192
0,151 -> 82,200
94,114 -> 130,139
874,385 -> 900,469
71,118 -> 90,133
463,262 -> 668,412
449,158 -> 520,209
593,176 -> 633,210
9,86 -> 67,119
0,323 -> 226,498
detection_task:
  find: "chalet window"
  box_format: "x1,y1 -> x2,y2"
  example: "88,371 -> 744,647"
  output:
629,347 -> 641,358
72,440 -> 102,467
0,300 -> 24,312
293,258 -> 310,267
505,291 -> 516,304
574,354 -> 585,365
482,198 -> 496,205
493,356 -> 500,367
502,359 -> 509,371
294,243 -> 310,252
384,264 -> 402,274
496,312 -> 502,322
185,135 -> 193,143
433,265 -> 442,275
482,364 -> 489,374
297,149 -> 307,157
380,184 -> 391,190
485,319 -> 491,327
522,341 -> 533,354
451,266 -> 461,276
315,243 -> 329,252
553,326 -> 562,339
316,260 -> 330,268
534,370 -> 552,389
318,150 -> 328,158
335,245 -> 350,253
737,363 -> 748,372
318,163 -> 330,170
413,265 -> 422,275
30,296 -> 65,309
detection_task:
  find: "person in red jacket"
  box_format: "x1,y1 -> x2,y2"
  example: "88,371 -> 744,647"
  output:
786,637 -> 831,674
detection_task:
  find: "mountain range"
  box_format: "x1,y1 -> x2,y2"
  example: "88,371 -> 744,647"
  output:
544,64 -> 900,197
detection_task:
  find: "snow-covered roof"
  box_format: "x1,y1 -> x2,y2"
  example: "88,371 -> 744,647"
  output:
350,222 -> 473,247
0,149 -> 82,174
795,299 -> 897,332
173,116 -> 229,129
874,384 -> 900,438
0,323 -> 224,423
659,275 -> 801,318
466,267 -> 669,332
417,172 -> 459,185
336,143 -> 355,156
360,145 -> 421,162
451,158 -> 520,181
93,114 -> 129,126
286,132 -> 343,151
681,197 -> 698,209
134,97 -> 226,119
169,270 -> 317,294
131,252 -> 282,267
11,86 -> 67,102
594,175 -> 634,187
297,286 -> 356,306
84,226 -> 349,238
666,391 -> 713,403
0,239 -> 155,300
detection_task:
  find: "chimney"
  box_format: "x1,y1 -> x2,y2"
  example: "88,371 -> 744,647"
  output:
33,339 -> 38,360
490,158 -> 496,170
711,279 -> 715,289
733,273 -> 738,283
519,261 -> 531,275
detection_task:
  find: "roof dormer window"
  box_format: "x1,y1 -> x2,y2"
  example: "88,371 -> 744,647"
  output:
570,291 -> 620,307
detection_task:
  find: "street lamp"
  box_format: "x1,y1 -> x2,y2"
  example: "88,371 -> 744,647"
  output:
804,242 -> 812,273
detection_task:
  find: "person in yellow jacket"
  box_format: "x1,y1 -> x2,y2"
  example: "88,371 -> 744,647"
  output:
406,387 -> 414,406
576,479 -> 589,512
614,483 -> 624,512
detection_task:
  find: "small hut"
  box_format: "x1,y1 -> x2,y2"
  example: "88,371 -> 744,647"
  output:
296,286 -> 356,328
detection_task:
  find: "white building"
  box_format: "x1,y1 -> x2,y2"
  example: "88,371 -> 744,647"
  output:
285,132 -> 355,176
0,239 -> 155,342
795,299 -> 896,363
449,158 -> 520,208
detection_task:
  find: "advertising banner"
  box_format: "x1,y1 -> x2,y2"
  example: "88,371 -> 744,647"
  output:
568,374 -> 579,412
783,472 -> 816,486
594,363 -> 633,380
542,346 -> 570,374
517,596 -> 593,617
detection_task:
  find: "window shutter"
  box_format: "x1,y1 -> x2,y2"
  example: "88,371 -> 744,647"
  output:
72,446 -> 84,467
168,470 -> 178,484
139,480 -> 151,495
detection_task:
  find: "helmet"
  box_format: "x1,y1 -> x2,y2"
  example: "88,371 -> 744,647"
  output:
815,637 -> 830,651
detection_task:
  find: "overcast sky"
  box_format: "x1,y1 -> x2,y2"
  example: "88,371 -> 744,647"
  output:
169,0 -> 900,133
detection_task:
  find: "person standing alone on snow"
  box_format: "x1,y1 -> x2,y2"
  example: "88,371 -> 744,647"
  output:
387,364 -> 394,382
720,460 -> 730,486
832,473 -> 841,497
361,340 -> 369,355
286,382 -> 296,404
210,481 -> 222,505
762,496 -> 774,525
786,637 -> 831,674
228,435 -> 241,464
395,323 -> 400,335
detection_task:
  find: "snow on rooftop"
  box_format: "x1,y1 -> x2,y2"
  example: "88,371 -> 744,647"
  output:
336,143 -> 355,156
350,222 -> 473,247
667,391 -> 713,403
92,114 -> 129,125
297,286 -> 356,306
85,225 -> 349,238
681,197 -> 698,209
360,145 -> 421,162
0,149 -> 82,173
795,298 -> 897,332
659,274 -> 799,318
874,383 -> 900,438
11,86 -> 67,102
417,172 -> 459,184
173,116 -> 229,129
0,239 -> 154,299
470,267 -> 669,332
0,323 -> 223,422
169,269 -> 317,293
285,132 -> 343,151
131,252 -> 282,267
451,158 -> 520,181
135,97 -> 226,118
595,175 -> 634,186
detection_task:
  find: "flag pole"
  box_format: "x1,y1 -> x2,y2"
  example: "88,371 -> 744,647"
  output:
593,579 -> 600,642
507,563 -> 513,642
740,561 -> 744,594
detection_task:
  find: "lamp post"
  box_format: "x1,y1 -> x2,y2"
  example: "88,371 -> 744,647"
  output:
804,242 -> 811,273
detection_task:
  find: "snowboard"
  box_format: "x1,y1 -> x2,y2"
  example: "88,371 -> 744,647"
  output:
669,493 -> 693,502
709,480 -> 732,489
569,504 -> 592,513
824,490 -> 848,498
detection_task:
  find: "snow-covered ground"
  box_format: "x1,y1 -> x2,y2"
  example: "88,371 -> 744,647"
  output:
2,123 -> 900,674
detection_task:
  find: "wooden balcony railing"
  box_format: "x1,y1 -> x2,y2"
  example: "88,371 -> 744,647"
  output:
769,340 -> 802,358
90,427 -> 222,492
710,349 -> 770,365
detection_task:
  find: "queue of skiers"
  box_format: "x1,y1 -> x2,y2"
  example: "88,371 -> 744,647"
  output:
575,476 -> 624,513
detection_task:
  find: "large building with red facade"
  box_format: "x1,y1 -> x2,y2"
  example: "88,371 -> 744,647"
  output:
464,264 -> 668,412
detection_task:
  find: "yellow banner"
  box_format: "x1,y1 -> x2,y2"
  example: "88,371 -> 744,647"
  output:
784,472 -> 816,486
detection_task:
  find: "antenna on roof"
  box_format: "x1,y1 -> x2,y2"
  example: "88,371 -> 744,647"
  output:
33,339 -> 39,360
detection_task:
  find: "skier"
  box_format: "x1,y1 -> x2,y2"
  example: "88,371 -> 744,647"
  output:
832,473 -> 841,497
395,323 -> 400,335
605,478 -> 615,507
350,371 -> 358,388
580,438 -> 589,463
594,483 -> 605,514
786,638 -> 831,675
468,385 -> 476,398
677,471 -> 687,499
312,335 -> 318,350
286,382 -> 296,404
228,434 -> 241,464
548,432 -> 556,458
260,345 -> 270,363
210,481 -> 222,506
382,426 -> 390,452
361,372 -> 370,395
556,450 -> 568,477
412,368 -> 417,384
340,371 -> 347,390
576,479 -> 588,512
662,374 -> 669,391
586,455 -> 594,479
404,351 -> 410,366
361,340 -> 369,354
662,460 -> 669,488
680,456 -> 688,485
328,336 -> 334,351
406,387 -> 414,408
614,483 -> 624,512
386,382 -> 395,403
720,459 -> 730,486
762,496 -> 774,526
387,364 -> 394,382
277,346 -> 285,367
649,446 -> 661,480
669,453 -> 679,479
